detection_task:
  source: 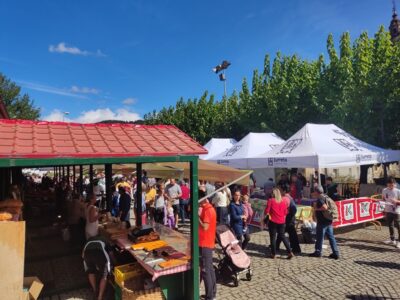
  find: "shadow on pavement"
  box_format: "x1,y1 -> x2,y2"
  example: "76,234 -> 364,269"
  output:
346,243 -> 398,253
346,295 -> 392,300
354,260 -> 400,270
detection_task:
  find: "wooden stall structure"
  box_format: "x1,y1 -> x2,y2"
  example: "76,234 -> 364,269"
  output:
0,119 -> 207,300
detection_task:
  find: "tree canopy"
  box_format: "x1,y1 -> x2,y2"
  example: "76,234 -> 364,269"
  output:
144,27 -> 400,149
0,73 -> 40,120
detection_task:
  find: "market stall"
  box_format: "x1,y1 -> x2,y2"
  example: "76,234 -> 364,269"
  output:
247,123 -> 400,228
199,138 -> 237,160
208,132 -> 285,185
0,119 -> 207,300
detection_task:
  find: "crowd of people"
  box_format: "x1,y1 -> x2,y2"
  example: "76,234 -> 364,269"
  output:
16,169 -> 400,300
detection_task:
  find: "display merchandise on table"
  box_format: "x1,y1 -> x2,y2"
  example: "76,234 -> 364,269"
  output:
114,222 -> 191,281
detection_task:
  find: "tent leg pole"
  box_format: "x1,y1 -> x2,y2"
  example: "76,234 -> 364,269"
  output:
189,159 -> 199,300
136,163 -> 142,227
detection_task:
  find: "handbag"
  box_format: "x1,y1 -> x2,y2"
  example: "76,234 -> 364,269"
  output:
263,213 -> 270,225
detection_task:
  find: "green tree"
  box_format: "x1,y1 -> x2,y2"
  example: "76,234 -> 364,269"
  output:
0,73 -> 40,119
144,27 -> 400,149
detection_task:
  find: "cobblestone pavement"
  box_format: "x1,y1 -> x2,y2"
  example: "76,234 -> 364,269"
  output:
36,223 -> 400,300
214,224 -> 400,300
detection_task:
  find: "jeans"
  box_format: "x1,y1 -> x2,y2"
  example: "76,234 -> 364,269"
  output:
386,212 -> 400,241
315,222 -> 339,255
179,199 -> 189,223
200,247 -> 216,300
268,221 -> 291,255
216,206 -> 229,225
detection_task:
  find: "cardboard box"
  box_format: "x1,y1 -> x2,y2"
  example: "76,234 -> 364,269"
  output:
23,277 -> 43,300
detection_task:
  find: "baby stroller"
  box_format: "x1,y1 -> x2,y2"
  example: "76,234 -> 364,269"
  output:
215,224 -> 252,287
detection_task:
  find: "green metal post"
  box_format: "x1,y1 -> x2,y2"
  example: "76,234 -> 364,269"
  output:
67,165 -> 70,185
79,165 -> 83,195
72,165 -> 76,191
105,164 -> 112,212
189,159 -> 199,300
89,165 -> 94,194
136,163 -> 142,227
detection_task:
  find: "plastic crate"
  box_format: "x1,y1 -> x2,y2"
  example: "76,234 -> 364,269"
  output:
114,263 -> 145,287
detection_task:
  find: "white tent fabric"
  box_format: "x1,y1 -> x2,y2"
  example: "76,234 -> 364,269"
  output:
248,123 -> 400,169
199,138 -> 237,160
209,132 -> 284,169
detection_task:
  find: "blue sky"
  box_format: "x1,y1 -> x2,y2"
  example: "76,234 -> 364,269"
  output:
0,0 -> 395,122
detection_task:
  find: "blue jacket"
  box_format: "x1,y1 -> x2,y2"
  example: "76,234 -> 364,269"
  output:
229,201 -> 244,236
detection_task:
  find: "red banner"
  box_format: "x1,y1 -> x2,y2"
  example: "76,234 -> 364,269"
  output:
249,197 -> 385,228
333,197 -> 384,228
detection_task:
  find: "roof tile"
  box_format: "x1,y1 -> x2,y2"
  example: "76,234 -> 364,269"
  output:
0,120 -> 207,159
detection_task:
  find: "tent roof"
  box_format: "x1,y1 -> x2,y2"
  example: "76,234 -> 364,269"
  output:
208,132 -> 284,168
199,138 -> 237,160
158,160 -> 252,185
0,119 -> 207,159
95,161 -> 251,185
249,123 -> 400,169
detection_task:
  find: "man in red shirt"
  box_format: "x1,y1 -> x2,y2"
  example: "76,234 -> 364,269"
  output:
199,190 -> 217,300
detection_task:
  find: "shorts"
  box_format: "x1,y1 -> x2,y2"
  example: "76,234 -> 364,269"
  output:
172,204 -> 179,215
83,249 -> 110,279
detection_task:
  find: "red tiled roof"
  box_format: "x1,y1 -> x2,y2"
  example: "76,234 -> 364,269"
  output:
0,119 -> 207,159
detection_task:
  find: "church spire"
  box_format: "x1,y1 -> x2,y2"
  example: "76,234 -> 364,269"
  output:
390,0 -> 400,42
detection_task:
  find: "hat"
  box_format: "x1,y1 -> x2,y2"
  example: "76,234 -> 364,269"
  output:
315,186 -> 324,194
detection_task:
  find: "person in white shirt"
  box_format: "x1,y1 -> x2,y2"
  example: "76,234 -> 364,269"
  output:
212,182 -> 230,225
165,178 -> 182,229
93,179 -> 105,208
382,177 -> 400,248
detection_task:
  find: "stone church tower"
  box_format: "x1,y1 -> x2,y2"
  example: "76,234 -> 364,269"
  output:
389,0 -> 400,42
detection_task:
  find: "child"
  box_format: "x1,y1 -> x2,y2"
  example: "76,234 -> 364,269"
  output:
165,201 -> 176,229
242,194 -> 253,234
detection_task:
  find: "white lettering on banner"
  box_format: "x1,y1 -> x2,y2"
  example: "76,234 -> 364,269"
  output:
359,202 -> 371,217
267,157 -> 288,167
344,203 -> 355,220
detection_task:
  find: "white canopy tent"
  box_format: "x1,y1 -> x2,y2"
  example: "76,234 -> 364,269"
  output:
248,123 -> 400,169
209,132 -> 285,169
199,138 -> 237,160
208,133 -> 285,186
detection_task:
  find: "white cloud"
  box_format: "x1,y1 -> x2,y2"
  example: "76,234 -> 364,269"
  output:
49,42 -> 106,57
70,85 -> 100,95
18,80 -> 101,98
43,108 -> 141,123
122,98 -> 137,105
18,80 -> 87,99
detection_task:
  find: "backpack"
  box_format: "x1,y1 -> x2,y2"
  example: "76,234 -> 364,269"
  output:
321,195 -> 339,221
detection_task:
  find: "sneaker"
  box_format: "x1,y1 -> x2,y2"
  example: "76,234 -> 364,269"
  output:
308,252 -> 322,258
396,241 -> 400,249
328,253 -> 339,260
384,239 -> 396,245
287,252 -> 294,260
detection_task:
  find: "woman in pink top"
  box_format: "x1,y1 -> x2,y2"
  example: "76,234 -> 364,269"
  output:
264,188 -> 294,259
